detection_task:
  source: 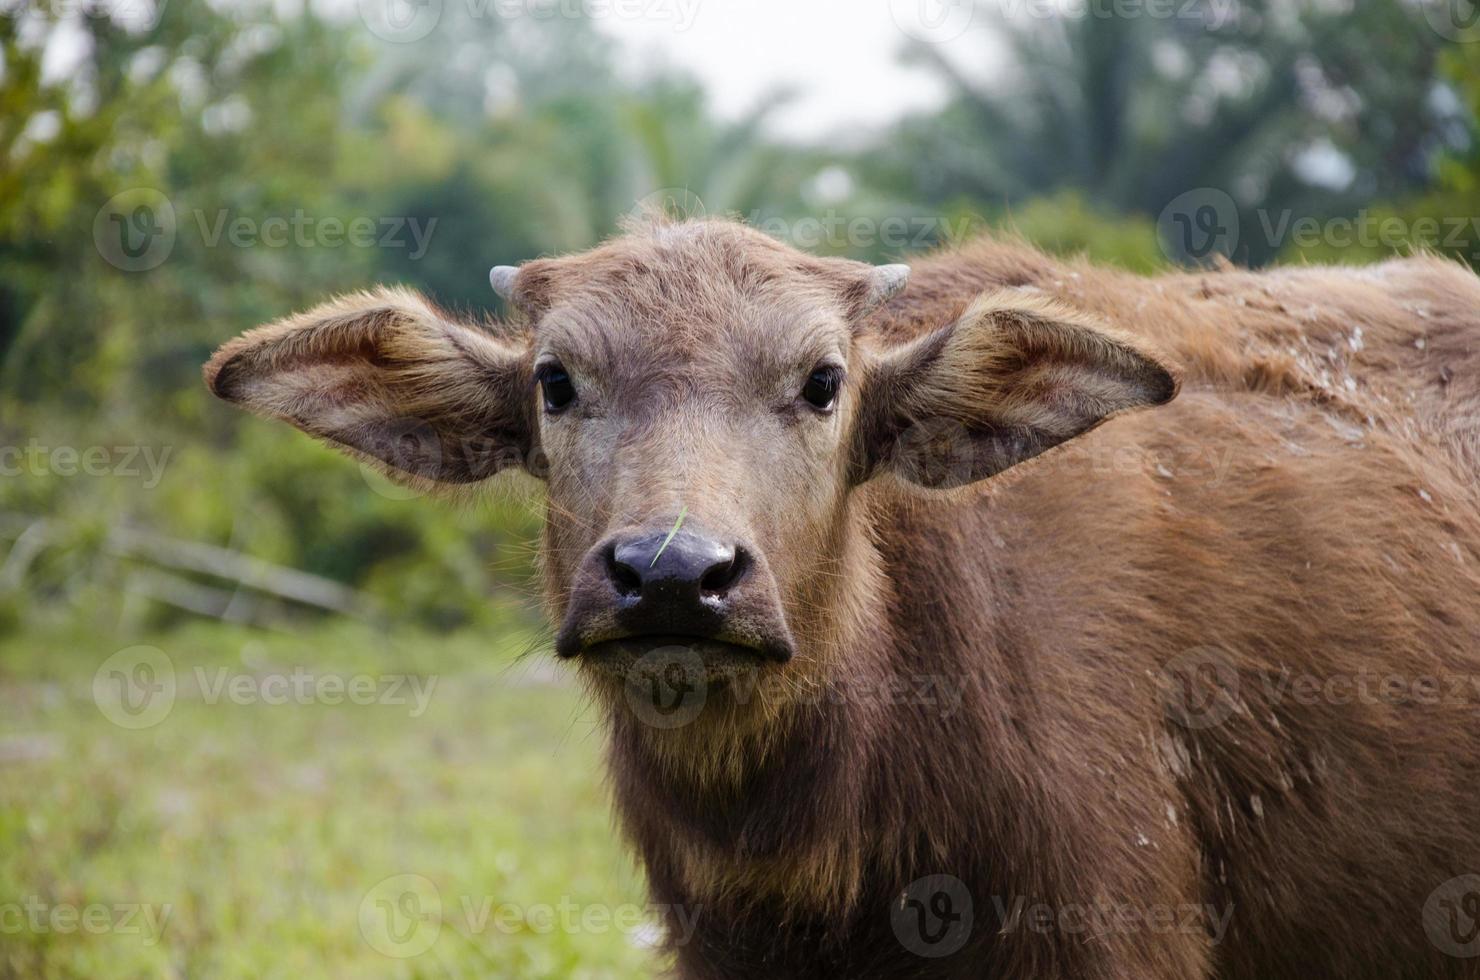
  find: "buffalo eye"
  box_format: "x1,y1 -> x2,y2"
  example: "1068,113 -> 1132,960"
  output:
801,365 -> 842,412
537,362 -> 576,414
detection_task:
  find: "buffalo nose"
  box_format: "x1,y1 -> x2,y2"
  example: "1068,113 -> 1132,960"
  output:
607,529 -> 748,602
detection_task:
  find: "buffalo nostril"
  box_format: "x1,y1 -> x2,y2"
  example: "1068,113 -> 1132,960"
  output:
607,529 -> 747,599
606,544 -> 643,597
700,547 -> 749,596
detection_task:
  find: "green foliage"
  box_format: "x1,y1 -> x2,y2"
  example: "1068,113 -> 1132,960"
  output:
996,192 -> 1165,273
1,0 -> 1474,639
870,0 -> 1463,266
0,4 -> 844,639
1278,41 -> 1480,268
0,621 -> 651,979
2,1 -> 1479,974
0,4 -> 606,633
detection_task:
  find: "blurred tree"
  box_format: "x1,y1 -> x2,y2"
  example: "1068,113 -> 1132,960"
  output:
0,2 -> 548,632
617,77 -> 815,217
0,1 -> 362,410
345,6 -> 626,311
872,0 -> 1466,264
4,0 -> 1477,638
1278,37 -> 1480,267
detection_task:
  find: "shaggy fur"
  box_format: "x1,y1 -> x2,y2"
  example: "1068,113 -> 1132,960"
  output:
206,217 -> 1480,979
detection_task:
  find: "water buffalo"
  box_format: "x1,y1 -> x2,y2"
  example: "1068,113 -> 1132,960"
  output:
206,217 -> 1480,978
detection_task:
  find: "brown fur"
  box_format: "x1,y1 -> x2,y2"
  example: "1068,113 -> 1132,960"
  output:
205,217 -> 1480,978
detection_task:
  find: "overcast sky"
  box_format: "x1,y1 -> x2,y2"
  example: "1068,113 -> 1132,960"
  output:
595,0 -> 972,140
39,0 -> 987,141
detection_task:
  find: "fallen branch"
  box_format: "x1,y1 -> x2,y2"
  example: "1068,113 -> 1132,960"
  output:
0,514 -> 378,621
105,526 -> 372,618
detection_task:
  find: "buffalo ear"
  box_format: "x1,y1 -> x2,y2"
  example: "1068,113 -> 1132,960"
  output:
204,286 -> 537,485
851,291 -> 1178,488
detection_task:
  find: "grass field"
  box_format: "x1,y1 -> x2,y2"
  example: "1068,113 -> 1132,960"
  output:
0,618 -> 662,978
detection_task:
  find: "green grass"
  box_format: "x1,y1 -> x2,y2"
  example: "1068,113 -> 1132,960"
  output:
0,619 -> 660,978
